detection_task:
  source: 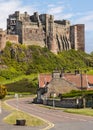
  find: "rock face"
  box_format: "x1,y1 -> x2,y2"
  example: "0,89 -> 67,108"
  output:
7,11 -> 85,54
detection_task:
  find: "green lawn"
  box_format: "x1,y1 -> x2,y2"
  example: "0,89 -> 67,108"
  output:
64,108 -> 93,116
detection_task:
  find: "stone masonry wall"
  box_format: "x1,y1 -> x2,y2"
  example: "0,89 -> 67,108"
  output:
0,29 -> 6,51
6,34 -> 18,44
6,11 -> 85,54
22,24 -> 45,46
46,77 -> 77,98
53,23 -> 71,51
70,24 -> 85,51
0,29 -> 19,52
44,98 -> 83,108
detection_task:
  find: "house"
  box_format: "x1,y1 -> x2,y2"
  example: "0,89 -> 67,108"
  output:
35,70 -> 93,103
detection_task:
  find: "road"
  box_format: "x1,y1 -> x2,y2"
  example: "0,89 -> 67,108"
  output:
6,97 -> 93,130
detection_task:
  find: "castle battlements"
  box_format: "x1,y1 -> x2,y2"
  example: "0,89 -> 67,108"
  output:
0,11 -> 85,53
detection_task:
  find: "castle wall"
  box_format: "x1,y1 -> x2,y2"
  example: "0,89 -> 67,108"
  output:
6,11 -> 85,54
53,22 -> 71,52
76,24 -> 85,51
0,29 -> 19,52
70,24 -> 85,51
0,29 -> 6,51
6,34 -> 18,44
22,23 -> 45,46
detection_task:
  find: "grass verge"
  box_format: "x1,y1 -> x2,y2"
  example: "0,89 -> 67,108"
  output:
2,99 -> 46,127
4,110 -> 45,126
64,108 -> 93,116
40,104 -> 93,117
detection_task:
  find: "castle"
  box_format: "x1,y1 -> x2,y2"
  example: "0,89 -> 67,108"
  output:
0,11 -> 85,53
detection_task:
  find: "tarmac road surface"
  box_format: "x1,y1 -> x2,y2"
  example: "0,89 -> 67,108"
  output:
5,97 -> 93,130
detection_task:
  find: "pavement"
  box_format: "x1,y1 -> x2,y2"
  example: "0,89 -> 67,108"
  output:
0,109 -> 44,130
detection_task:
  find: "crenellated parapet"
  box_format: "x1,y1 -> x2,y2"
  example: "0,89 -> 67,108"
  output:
6,11 -> 85,54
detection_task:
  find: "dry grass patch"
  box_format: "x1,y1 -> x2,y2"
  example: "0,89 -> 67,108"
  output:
4,110 -> 46,126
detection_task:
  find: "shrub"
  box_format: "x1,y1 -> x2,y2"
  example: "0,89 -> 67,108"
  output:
0,85 -> 7,99
62,90 -> 93,98
6,77 -> 38,94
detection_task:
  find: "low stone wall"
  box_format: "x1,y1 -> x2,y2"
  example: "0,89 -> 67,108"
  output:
43,98 -> 83,108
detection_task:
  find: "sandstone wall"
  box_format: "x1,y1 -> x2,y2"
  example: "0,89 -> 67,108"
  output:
0,29 -> 6,51
7,11 -> 85,53
6,34 -> 18,44
0,29 -> 19,52
70,24 -> 85,51
22,24 -> 45,46
53,22 -> 71,52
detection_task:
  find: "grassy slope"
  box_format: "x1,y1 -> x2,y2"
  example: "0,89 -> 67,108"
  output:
1,42 -> 92,76
0,42 -> 93,93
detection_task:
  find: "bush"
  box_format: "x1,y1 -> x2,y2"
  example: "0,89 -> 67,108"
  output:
0,67 -> 23,79
0,85 -> 7,99
62,90 -> 93,98
6,77 -> 38,94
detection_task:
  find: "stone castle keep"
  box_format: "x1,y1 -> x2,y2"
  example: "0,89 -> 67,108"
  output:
0,11 -> 85,53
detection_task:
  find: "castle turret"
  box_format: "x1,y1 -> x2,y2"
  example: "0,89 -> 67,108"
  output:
0,29 -> 6,52
70,24 -> 85,51
6,11 -> 85,53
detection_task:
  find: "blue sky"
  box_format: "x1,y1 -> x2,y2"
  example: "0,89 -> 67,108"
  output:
0,0 -> 93,53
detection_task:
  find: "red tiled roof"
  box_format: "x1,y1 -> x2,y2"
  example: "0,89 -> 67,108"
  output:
64,74 -> 87,88
87,75 -> 93,83
39,73 -> 93,89
39,74 -> 52,88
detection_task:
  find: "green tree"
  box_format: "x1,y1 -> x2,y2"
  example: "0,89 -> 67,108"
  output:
0,85 -> 7,99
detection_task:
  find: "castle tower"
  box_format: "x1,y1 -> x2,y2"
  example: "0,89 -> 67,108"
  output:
70,24 -> 85,51
0,29 -> 6,52
46,14 -> 55,51
39,13 -> 56,51
53,20 -> 71,52
6,11 -> 85,53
